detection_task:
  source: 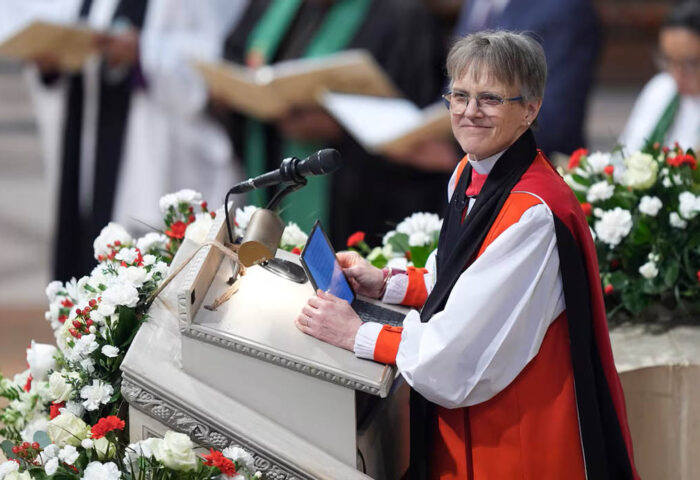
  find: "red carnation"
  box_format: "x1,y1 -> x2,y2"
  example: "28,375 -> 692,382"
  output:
291,247 -> 301,255
50,402 -> 65,420
603,165 -> 614,176
346,231 -> 366,248
91,415 -> 126,439
604,284 -> 614,295
165,221 -> 187,239
202,448 -> 237,476
23,374 -> 32,392
580,202 -> 593,217
568,148 -> 588,169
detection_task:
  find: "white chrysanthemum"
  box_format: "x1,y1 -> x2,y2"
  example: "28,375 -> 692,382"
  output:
80,380 -> 114,411
234,205 -> 259,237
638,196 -> 663,216
114,248 -> 139,264
136,232 -> 167,254
586,181 -> 614,203
184,212 -> 215,244
408,231 -> 431,247
594,208 -> 633,247
638,261 -> 659,279
45,281 -> 64,302
281,222 -> 308,247
396,212 -> 442,237
93,223 -> 132,260
101,345 -> 120,358
678,191 -> 700,220
59,445 -> 80,465
622,151 -> 658,189
81,461 -> 121,480
223,446 -> 256,472
159,193 -> 179,213
669,212 -> 688,229
101,281 -> 139,309
585,151 -> 611,174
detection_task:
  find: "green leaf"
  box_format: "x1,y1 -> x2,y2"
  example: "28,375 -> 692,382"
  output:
571,173 -> 592,187
409,245 -> 431,268
33,430 -> 51,448
1,439 -> 17,460
664,260 -> 680,288
621,286 -> 647,314
607,271 -> 629,290
113,306 -> 140,349
629,221 -> 652,245
386,233 -> 409,253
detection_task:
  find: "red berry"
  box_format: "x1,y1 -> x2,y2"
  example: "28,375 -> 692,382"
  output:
72,320 -> 82,329
89,299 -> 97,307
86,319 -> 94,327
114,240 -> 121,246
188,206 -> 194,213
75,332 -> 82,339
11,446 -> 19,454
201,201 -> 208,209
75,308 -> 82,316
604,284 -> 614,295
83,306 -> 90,313
22,442 -> 30,449
31,442 -> 39,450
210,212 -> 216,218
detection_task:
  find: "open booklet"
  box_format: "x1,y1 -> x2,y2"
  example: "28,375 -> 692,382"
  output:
319,92 -> 453,156
194,49 -> 400,120
0,20 -> 99,71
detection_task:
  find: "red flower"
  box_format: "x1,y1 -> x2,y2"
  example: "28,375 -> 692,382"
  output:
603,165 -> 614,176
568,148 -> 588,169
61,298 -> 74,308
604,284 -> 614,295
23,374 -> 32,392
165,221 -> 187,239
580,202 -> 593,217
697,270 -> 700,283
90,415 -> 126,439
667,153 -> 698,169
202,448 -> 237,476
50,402 -> 65,420
346,231 -> 366,248
291,247 -> 301,255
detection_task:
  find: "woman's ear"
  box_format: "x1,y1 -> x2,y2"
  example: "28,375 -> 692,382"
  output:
524,99 -> 543,125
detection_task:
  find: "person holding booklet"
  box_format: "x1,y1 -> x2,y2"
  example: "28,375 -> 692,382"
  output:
218,0 -> 453,246
296,31 -> 640,479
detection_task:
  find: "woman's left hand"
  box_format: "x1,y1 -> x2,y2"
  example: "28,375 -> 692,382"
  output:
296,290 -> 363,351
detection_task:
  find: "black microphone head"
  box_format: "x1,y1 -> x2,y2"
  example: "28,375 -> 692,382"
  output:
302,148 -> 342,176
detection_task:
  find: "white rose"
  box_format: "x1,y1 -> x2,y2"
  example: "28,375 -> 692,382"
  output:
136,232 -> 167,254
48,412 -> 90,447
48,372 -> 73,403
101,345 -> 120,358
639,261 -> 659,279
80,380 -> 114,411
82,438 -> 95,449
586,181 -> 615,203
222,446 -> 256,472
45,457 -> 59,476
281,222 -> 308,248
184,212 -> 215,244
81,461 -> 121,480
678,191 -> 700,220
151,431 -> 197,471
94,437 -> 116,460
408,231 -> 431,247
638,196 -> 663,216
669,212 -> 688,229
622,152 -> 658,189
93,223 -> 132,260
594,208 -> 633,247
26,341 -> 57,381
585,151 -> 611,174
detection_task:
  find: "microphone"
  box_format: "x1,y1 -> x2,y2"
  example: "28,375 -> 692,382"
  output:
230,148 -> 342,194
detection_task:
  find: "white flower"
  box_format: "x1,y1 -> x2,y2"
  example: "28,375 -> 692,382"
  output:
678,191 -> 700,220
670,212 -> 688,229
114,248 -> 139,264
159,193 -> 179,213
639,261 -> 659,279
45,281 -> 64,302
281,222 -> 308,248
0,461 -> 19,478
101,281 -> 139,309
662,176 -> 672,187
638,196 -> 663,216
20,415 -> 49,443
622,152 -> 658,189
48,412 -> 90,447
586,181 -> 615,202
44,457 -> 59,476
58,445 -> 80,465
117,266 -> 147,289
26,341 -> 57,381
408,231 -> 431,247
94,437 -> 116,460
37,444 -> 60,464
396,212 -> 442,237
101,345 -> 120,358
594,208 -> 633,247
184,212 -> 215,244
136,232 -> 167,254
4,472 -> 31,480
80,380 -> 114,411
175,189 -> 202,204
82,438 -> 94,449
60,400 -> 85,418
67,334 -> 99,361
81,461 -> 121,480
585,151 -> 611,174
234,205 -> 259,237
151,431 -> 197,471
222,446 -> 255,472
48,371 -> 73,403
593,207 -> 604,218
93,223 -> 132,260
123,438 -> 158,472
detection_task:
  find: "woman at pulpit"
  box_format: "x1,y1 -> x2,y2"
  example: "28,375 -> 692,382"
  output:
296,30 -> 640,480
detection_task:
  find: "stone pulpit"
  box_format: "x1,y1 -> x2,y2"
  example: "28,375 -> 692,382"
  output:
120,213 -> 410,480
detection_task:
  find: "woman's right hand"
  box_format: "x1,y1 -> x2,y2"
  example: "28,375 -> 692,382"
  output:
337,251 -> 385,298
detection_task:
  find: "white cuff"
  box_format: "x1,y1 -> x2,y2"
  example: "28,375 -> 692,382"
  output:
353,322 -> 384,359
381,273 -> 409,304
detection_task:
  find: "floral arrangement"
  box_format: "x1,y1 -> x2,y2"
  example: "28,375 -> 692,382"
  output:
0,189 -> 260,479
348,212 -> 442,269
564,143 -> 700,320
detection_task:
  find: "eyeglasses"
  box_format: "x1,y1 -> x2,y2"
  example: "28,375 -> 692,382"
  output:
654,52 -> 700,73
442,91 -> 523,114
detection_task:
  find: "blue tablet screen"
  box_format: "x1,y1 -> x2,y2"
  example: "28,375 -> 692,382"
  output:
302,224 -> 355,304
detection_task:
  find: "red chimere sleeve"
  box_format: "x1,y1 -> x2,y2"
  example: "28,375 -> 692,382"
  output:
401,266 -> 428,308
373,325 -> 403,365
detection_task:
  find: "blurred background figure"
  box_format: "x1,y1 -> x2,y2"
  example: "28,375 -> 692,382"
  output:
619,0 -> 700,153
218,0 -> 451,246
454,0 -> 601,157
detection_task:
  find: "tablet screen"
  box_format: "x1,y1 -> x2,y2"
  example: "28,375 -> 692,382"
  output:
301,222 -> 355,304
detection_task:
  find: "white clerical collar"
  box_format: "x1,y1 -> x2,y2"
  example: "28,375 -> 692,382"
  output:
467,149 -> 506,175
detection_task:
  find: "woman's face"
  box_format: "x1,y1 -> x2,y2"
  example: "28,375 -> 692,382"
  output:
659,27 -> 700,95
449,72 -> 541,160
